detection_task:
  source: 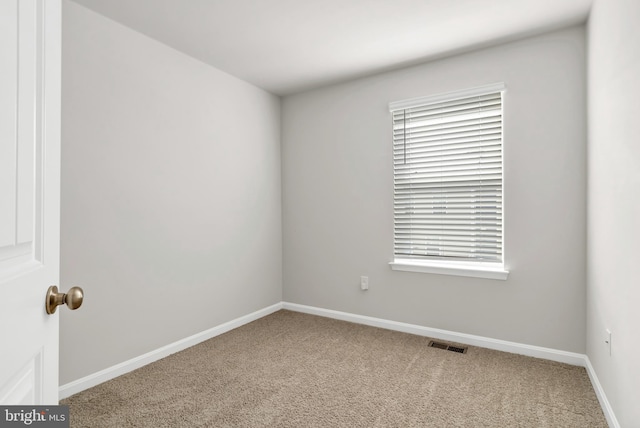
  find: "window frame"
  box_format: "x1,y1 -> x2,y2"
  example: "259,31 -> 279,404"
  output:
388,83 -> 509,280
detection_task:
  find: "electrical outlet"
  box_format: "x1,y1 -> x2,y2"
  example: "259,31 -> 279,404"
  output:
605,329 -> 611,355
360,276 -> 369,290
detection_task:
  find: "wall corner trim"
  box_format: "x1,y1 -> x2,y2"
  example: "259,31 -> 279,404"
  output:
59,302 -> 283,400
584,356 -> 621,428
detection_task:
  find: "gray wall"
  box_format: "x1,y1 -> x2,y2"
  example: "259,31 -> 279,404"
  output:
587,0 -> 640,425
58,1 -> 640,421
282,26 -> 587,353
60,1 -> 282,385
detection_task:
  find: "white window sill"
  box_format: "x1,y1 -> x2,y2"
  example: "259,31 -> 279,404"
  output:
389,259 -> 509,280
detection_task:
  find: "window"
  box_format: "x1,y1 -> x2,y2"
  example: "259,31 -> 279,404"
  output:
388,83 -> 508,280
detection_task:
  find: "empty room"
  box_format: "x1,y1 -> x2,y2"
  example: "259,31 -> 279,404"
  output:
1,0 -> 638,426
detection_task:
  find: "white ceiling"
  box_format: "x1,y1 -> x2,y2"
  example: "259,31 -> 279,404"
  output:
69,0 -> 592,96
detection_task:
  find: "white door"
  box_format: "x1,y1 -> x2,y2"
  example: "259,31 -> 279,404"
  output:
0,0 -> 62,404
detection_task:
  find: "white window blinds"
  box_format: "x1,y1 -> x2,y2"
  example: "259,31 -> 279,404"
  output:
390,84 -> 504,263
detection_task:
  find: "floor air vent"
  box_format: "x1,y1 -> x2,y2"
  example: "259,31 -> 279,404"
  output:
428,341 -> 468,354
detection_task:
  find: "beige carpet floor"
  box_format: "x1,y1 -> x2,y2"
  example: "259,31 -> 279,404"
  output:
62,310 -> 607,427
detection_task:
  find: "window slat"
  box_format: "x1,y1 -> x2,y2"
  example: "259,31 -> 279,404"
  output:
391,87 -> 504,263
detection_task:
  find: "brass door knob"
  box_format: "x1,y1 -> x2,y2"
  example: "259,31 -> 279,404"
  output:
45,286 -> 84,314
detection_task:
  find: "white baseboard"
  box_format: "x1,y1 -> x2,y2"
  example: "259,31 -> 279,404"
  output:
282,302 -> 586,366
282,302 -> 623,426
60,300 -> 619,428
59,302 -> 283,400
584,356 -> 620,428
